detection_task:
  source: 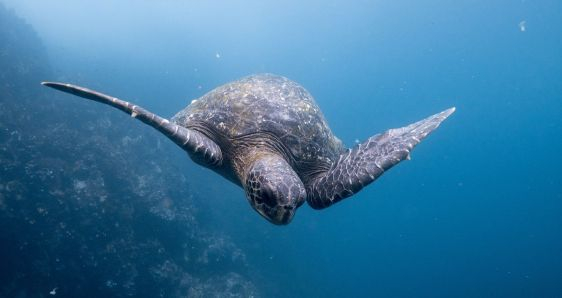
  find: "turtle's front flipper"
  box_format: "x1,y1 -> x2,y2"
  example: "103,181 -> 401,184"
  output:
306,107 -> 455,209
42,82 -> 222,167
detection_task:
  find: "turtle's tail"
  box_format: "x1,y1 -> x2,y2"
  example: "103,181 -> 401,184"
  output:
41,82 -> 222,166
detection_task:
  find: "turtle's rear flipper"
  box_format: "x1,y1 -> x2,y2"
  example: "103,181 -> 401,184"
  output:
41,82 -> 222,167
306,107 -> 455,209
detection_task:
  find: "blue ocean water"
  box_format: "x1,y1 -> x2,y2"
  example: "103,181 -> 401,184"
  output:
1,0 -> 561,297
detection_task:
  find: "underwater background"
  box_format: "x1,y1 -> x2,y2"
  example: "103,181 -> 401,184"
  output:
1,0 -> 561,297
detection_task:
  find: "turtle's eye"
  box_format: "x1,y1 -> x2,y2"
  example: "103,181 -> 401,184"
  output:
260,188 -> 277,207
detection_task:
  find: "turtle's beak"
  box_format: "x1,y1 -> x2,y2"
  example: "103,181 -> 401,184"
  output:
259,205 -> 296,225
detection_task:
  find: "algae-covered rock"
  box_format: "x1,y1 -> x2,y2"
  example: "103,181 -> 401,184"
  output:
0,4 -> 259,297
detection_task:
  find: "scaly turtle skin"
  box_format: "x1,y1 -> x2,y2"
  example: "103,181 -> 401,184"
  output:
42,74 -> 455,225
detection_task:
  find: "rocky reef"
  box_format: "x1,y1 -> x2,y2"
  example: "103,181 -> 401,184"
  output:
0,4 -> 258,297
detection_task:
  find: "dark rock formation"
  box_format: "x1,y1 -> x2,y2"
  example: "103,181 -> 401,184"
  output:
0,4 -> 258,297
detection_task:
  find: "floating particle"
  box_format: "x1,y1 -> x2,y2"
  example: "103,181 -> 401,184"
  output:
49,287 -> 57,295
215,52 -> 221,59
519,20 -> 526,32
106,280 -> 117,288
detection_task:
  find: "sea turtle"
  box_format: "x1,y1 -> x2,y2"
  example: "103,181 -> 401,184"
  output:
42,74 -> 454,225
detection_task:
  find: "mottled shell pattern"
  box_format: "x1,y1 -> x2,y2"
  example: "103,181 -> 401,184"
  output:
171,74 -> 344,178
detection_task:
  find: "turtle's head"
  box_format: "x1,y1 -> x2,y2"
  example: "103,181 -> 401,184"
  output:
244,154 -> 306,225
